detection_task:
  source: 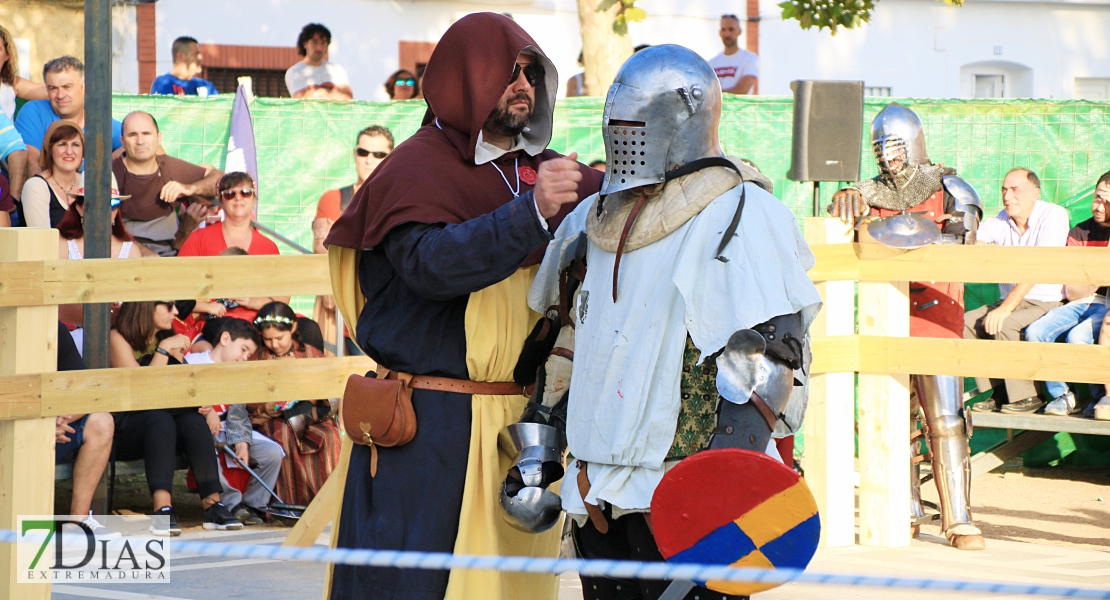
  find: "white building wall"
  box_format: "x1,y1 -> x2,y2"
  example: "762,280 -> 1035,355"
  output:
149,0 -> 1110,100
112,4 -> 139,93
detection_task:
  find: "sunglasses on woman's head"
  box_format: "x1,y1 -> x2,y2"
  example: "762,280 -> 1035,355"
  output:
219,187 -> 255,200
394,78 -> 415,87
355,147 -> 389,159
110,198 -> 122,209
511,62 -> 545,87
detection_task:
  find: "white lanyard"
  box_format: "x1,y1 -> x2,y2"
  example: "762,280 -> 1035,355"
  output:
492,157 -> 520,197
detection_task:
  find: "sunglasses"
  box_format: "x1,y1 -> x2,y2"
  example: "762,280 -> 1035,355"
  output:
511,62 -> 545,87
722,13 -> 740,19
219,187 -> 255,201
110,198 -> 122,208
356,147 -> 389,159
394,78 -> 415,87
155,301 -> 176,311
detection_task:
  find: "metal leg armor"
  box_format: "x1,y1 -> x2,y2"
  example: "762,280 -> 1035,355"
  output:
913,374 -> 983,547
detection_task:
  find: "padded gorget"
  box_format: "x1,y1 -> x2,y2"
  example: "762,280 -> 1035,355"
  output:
586,158 -> 771,253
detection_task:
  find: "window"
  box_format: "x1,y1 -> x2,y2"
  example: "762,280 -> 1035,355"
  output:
864,86 -> 891,97
203,67 -> 289,98
1075,78 -> 1110,100
975,74 -> 1005,98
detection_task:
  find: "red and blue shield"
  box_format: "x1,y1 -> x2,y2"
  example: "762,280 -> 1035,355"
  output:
651,449 -> 820,596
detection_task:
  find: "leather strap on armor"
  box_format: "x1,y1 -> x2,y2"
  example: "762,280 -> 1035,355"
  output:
576,460 -> 609,534
748,391 -> 779,431
612,191 -> 650,302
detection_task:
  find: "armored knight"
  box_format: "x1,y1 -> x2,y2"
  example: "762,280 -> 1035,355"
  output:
830,103 -> 986,551
504,45 -> 823,600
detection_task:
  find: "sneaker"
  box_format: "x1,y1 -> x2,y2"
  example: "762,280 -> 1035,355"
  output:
203,502 -> 244,531
971,398 -> 999,413
149,506 -> 181,537
81,515 -> 122,539
1044,391 -> 1078,416
1000,397 -> 1045,414
231,503 -> 265,526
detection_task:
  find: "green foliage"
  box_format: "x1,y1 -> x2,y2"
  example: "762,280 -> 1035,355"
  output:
595,0 -> 646,35
778,0 -> 962,34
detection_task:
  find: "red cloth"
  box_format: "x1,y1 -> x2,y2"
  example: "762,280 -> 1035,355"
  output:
873,190 -> 964,339
324,12 -> 602,261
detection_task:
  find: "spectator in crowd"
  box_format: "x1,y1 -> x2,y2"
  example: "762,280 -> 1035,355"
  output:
54,320 -> 117,537
588,159 -> 605,172
177,172 -> 288,322
21,120 -> 83,228
183,318 -> 281,526
108,300 -> 243,534
16,56 -> 122,175
113,111 -> 223,256
1023,170 -> 1110,416
0,110 -> 27,227
249,301 -> 340,507
56,183 -> 141,329
565,52 -> 587,97
285,23 -> 352,100
967,168 -> 1070,414
384,69 -> 418,100
150,37 -> 218,97
0,25 -> 47,119
708,14 -> 758,95
312,125 -> 393,355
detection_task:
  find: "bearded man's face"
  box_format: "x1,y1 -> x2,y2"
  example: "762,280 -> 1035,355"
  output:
484,53 -> 538,138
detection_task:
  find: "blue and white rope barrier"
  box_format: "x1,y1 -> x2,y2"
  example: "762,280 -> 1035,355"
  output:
2,529 -> 1107,598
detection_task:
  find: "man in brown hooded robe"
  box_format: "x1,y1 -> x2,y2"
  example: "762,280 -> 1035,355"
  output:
324,13 -> 603,600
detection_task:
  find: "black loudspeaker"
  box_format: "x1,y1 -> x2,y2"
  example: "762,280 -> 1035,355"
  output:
787,80 -> 864,183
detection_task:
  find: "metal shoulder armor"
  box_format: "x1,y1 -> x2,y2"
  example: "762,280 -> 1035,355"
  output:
941,175 -> 982,244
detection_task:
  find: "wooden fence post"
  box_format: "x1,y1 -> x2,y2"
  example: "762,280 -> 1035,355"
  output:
0,228 -> 58,598
803,218 -> 856,548
857,239 -> 911,548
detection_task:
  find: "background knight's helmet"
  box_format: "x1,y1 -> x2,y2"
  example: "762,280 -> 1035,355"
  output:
871,104 -> 929,179
600,44 -> 724,196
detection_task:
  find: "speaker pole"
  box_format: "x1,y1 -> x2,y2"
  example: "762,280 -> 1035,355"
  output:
812,181 -> 821,217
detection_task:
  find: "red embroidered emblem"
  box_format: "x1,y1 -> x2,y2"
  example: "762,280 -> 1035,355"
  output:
519,166 -> 538,186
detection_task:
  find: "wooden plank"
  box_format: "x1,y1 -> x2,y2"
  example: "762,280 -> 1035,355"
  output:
0,254 -> 332,307
857,276 -> 911,549
801,217 -> 856,548
283,467 -> 338,548
970,431 -> 1054,478
0,356 -> 374,419
808,243 -> 860,282
971,411 -> 1110,436
324,436 -> 354,600
856,244 -> 1110,285
857,336 -> 1110,383
0,229 -> 57,599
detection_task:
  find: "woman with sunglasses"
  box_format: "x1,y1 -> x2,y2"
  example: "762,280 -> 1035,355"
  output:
108,301 -> 243,534
177,171 -> 288,322
21,120 -> 84,228
383,69 -> 419,100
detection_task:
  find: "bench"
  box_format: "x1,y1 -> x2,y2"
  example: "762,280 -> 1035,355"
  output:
970,411 -> 1110,477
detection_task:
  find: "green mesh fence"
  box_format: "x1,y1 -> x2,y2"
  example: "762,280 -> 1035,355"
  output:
112,93 -> 1110,466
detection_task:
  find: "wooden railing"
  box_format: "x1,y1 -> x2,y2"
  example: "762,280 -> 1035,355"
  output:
4,219 -> 1110,594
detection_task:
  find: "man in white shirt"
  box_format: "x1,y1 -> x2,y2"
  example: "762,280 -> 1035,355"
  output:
707,14 -> 759,95
966,168 -> 1070,414
284,23 -> 353,100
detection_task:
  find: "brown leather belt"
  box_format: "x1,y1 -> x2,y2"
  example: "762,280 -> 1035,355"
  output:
407,375 -> 531,397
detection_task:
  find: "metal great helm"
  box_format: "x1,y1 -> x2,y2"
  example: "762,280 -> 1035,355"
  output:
871,104 -> 928,181
600,44 -> 724,196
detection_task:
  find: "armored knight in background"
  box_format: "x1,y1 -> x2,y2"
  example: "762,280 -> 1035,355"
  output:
518,45 -> 822,600
829,103 -> 986,551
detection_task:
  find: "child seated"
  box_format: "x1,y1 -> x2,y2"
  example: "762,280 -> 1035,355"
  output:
186,318 -> 284,526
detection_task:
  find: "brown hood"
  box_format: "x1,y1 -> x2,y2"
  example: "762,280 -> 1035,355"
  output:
420,12 -> 558,162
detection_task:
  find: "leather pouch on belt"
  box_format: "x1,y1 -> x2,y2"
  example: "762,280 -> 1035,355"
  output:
339,368 -> 417,477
